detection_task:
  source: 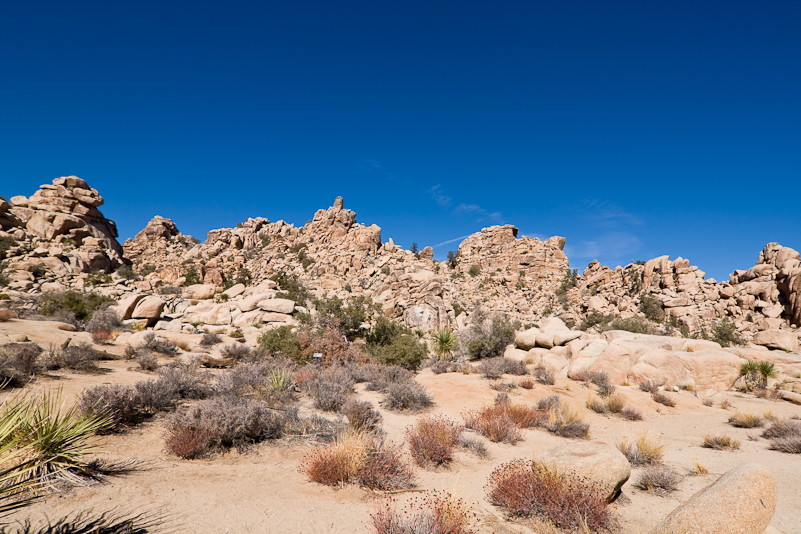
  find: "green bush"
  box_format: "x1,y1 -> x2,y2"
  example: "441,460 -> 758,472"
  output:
0,236 -> 17,261
270,272 -> 311,304
314,295 -> 377,340
639,293 -> 665,322
447,251 -> 458,269
183,266 -> 202,286
38,291 -> 114,323
257,326 -> 307,363
115,264 -> 138,280
461,309 -> 516,360
468,264 -> 481,277
366,317 -> 427,371
712,320 -> 746,347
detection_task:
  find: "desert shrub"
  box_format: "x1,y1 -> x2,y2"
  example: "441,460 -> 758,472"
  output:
133,378 -> 179,413
49,342 -> 99,370
596,381 -> 616,398
537,394 -> 561,411
309,327 -> 372,367
257,325 -> 307,363
462,401 -> 542,444
169,396 -> 286,452
635,466 -> 682,494
340,399 -> 382,432
138,332 -> 177,355
606,393 -> 626,414
115,264 -> 138,280
382,381 -> 433,412
486,459 -> 611,531
0,343 -> 44,385
300,432 -> 414,490
370,491 -> 473,534
620,406 -> 643,421
458,435 -> 488,458
79,384 -> 144,431
305,366 -> 354,412
702,434 -> 740,450
37,291 -> 113,323
544,402 -> 589,439
617,432 -> 664,465
367,318 -> 428,371
406,415 -> 463,467
166,425 -> 211,459
0,309 -> 15,322
639,380 -> 659,393
728,411 -> 764,428
157,364 -> 213,400
478,357 -> 527,379
762,419 -> 801,439
85,307 -> 120,333
270,271 -> 311,304
712,320 -> 746,347
199,333 -> 222,347
587,394 -> 609,414
460,309 -> 516,360
313,295 -> 376,341
769,435 -> 801,454
738,360 -> 777,391
0,236 -> 17,260
651,390 -> 676,407
90,328 -> 113,344
431,359 -> 451,374
518,377 -> 534,389
220,343 -> 255,362
534,367 -> 555,385
215,360 -> 294,399
602,316 -> 659,335
639,294 -> 665,322
136,350 -> 159,371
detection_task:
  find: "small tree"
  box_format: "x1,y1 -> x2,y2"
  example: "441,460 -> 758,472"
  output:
447,251 -> 458,269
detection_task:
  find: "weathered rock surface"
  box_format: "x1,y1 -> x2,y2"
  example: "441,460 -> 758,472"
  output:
650,462 -> 777,534
537,441 -> 631,503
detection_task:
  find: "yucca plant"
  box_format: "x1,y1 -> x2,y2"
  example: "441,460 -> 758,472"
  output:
738,360 -> 778,390
0,401 -> 43,517
433,329 -> 457,360
7,390 -> 110,485
269,369 -> 291,392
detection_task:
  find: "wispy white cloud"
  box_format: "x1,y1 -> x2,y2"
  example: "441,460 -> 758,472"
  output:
575,199 -> 641,227
432,234 -> 471,248
429,184 -> 452,208
564,232 -> 642,262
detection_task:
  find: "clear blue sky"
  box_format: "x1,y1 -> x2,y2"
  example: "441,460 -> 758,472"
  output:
2,1 -> 799,281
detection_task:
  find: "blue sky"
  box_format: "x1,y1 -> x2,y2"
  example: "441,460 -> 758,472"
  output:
1,1 -> 799,281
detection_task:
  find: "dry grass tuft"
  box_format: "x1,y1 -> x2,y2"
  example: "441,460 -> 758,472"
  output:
728,411 -> 764,428
689,458 -> 709,475
651,390 -> 676,407
620,406 -> 643,421
617,432 -> 664,466
486,459 -> 611,532
702,434 -> 741,450
587,394 -> 609,414
634,466 -> 682,494
545,402 -> 589,439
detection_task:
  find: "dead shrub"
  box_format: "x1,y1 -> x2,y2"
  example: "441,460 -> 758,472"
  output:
728,411 -> 764,428
478,357 -> 527,379
220,342 -> 255,362
406,415 -> 463,467
651,390 -> 676,407
370,491 -> 474,534
341,399 -> 382,432
138,332 -> 178,355
769,435 -> 801,454
457,435 -> 488,458
518,377 -> 534,389
620,406 -> 644,421
381,381 -> 433,412
80,384 -> 144,431
166,425 -> 211,459
702,434 -> 740,450
486,459 -> 611,531
534,367 -> 555,385
90,328 -> 114,344
199,333 -> 223,347
635,466 -> 682,494
617,432 -> 664,466
136,350 -> 159,371
86,307 -> 120,333
0,342 -> 44,384
639,380 -> 659,393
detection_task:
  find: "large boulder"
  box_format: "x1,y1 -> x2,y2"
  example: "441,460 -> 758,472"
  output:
650,463 -> 777,534
753,329 -> 799,352
677,350 -> 745,391
257,298 -> 296,314
515,327 -> 541,350
183,284 -> 216,300
627,349 -> 694,389
537,441 -> 631,503
131,296 -> 166,323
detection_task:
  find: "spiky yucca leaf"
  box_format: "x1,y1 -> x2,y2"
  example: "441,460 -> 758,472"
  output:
433,329 -> 457,359
0,399 -> 44,516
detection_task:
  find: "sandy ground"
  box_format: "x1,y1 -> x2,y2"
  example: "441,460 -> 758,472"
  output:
2,318 -> 801,534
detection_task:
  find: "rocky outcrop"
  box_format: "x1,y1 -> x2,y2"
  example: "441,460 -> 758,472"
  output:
650,463 -> 777,534
537,441 -> 631,503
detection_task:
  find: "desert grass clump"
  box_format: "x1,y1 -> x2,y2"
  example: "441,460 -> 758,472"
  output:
199,333 -> 222,347
340,399 -> 382,432
370,491 -> 474,534
769,435 -> 801,454
518,377 -> 534,389
300,432 -> 415,490
639,380 -> 659,393
606,393 -> 626,414
728,411 -> 764,428
486,459 -> 611,531
689,458 -> 709,475
617,432 -> 664,466
463,399 -> 541,444
620,406 -> 643,421
381,381 -> 433,413
587,394 -> 609,414
534,367 -> 555,385
457,435 -> 488,458
406,415 -> 463,467
651,390 -> 676,407
634,466 -> 682,494
537,394 -> 561,411
544,402 -> 589,439
702,434 -> 740,450
702,398 -> 714,407
762,419 -> 801,453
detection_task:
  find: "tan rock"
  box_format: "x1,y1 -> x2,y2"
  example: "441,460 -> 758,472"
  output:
222,283 -> 246,298
257,298 -> 296,314
753,329 -> 799,352
183,284 -> 216,300
650,463 -> 776,534
514,326 -> 541,350
131,296 -> 166,322
537,441 -> 631,503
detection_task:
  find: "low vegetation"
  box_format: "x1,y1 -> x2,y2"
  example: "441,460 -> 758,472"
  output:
371,491 -> 473,534
459,308 -> 517,360
37,291 -> 114,325
486,459 -> 611,531
406,415 -> 463,467
728,411 -> 764,428
763,419 -> 801,454
618,432 -> 664,466
702,434 -> 741,450
634,466 -> 682,494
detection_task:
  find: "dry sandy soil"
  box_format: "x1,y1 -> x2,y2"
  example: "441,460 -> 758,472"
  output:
2,318 -> 800,534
